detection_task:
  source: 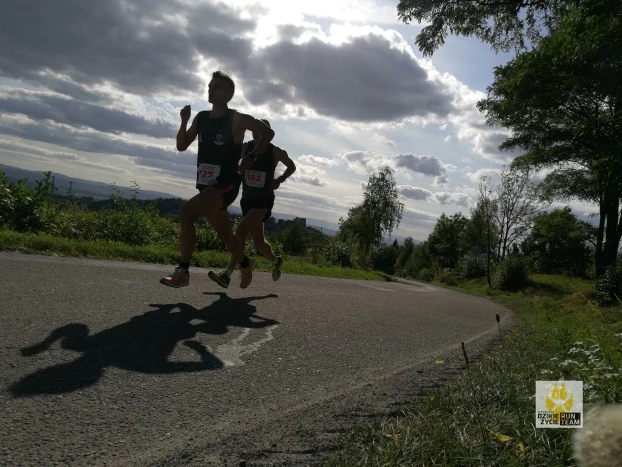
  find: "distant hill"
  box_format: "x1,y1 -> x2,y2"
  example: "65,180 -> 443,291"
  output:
0,164 -> 182,201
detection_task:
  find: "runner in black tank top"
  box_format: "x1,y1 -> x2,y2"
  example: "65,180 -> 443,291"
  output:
195,109 -> 242,193
208,119 -> 297,289
240,139 -> 276,220
160,71 -> 275,289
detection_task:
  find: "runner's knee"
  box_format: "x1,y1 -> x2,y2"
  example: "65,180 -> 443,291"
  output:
179,202 -> 196,224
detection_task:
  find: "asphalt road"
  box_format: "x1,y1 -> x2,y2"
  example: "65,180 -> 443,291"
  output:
0,252 -> 512,467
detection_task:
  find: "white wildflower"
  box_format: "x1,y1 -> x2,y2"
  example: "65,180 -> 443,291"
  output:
561,359 -> 581,367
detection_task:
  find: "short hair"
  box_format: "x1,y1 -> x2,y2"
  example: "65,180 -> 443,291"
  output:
259,119 -> 271,128
212,70 -> 235,96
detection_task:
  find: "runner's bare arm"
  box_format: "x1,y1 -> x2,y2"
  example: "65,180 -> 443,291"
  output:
272,147 -> 296,189
176,107 -> 198,151
236,112 -> 275,155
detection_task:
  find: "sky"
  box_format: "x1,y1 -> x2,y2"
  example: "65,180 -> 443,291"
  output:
0,0 -> 599,241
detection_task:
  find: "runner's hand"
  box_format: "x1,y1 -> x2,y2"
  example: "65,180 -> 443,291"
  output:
270,180 -> 281,190
180,105 -> 191,122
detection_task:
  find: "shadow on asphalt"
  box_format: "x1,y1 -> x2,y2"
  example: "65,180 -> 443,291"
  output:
9,292 -> 279,398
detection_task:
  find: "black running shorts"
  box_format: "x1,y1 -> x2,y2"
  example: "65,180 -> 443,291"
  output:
240,194 -> 275,222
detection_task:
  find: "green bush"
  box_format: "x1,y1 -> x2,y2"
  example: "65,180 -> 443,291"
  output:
0,171 -> 62,234
416,268 -> 435,282
491,255 -> 529,291
56,204 -> 101,241
404,242 -> 434,278
458,252 -> 487,279
434,268 -> 461,286
370,245 -> 399,275
313,237 -> 352,268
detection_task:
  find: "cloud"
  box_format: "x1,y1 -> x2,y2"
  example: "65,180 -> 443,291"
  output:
0,89 -> 176,138
23,75 -> 113,104
466,168 -> 503,183
341,150 -> 455,178
0,116 -> 193,179
341,150 -> 390,175
394,154 -> 456,177
276,187 -> 347,213
295,164 -> 325,176
0,0 -> 255,97
373,134 -> 396,148
468,130 -> 518,164
259,0 -> 403,25
402,207 -> 438,226
292,176 -> 328,186
434,175 -> 450,187
288,163 -> 328,186
398,186 -> 433,201
398,185 -> 470,207
297,155 -> 339,167
433,192 -> 470,207
0,139 -> 133,176
244,25 -> 453,123
415,65 -> 521,164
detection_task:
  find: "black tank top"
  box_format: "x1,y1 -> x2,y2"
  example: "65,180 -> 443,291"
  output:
242,140 -> 277,200
195,109 -> 242,189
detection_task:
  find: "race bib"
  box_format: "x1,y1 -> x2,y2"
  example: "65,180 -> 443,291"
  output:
197,163 -> 220,185
245,170 -> 266,188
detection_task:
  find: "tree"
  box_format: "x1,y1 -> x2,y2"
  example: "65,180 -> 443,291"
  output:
338,166 -> 404,265
473,178 -> 499,285
405,241 -> 435,279
426,212 -> 469,269
521,207 -> 596,277
371,244 -> 400,275
477,2 -> 622,276
396,236 -> 416,274
282,222 -> 306,256
471,169 -> 547,285
397,0 -> 571,56
337,204 -> 372,263
493,168 -> 550,261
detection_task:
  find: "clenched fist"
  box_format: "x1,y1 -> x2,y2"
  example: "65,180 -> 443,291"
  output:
180,105 -> 191,122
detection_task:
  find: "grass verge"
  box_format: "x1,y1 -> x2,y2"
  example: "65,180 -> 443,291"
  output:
329,275 -> 622,466
0,229 -> 391,282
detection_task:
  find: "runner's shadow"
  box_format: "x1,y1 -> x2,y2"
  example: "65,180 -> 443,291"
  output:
9,293 -> 279,398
